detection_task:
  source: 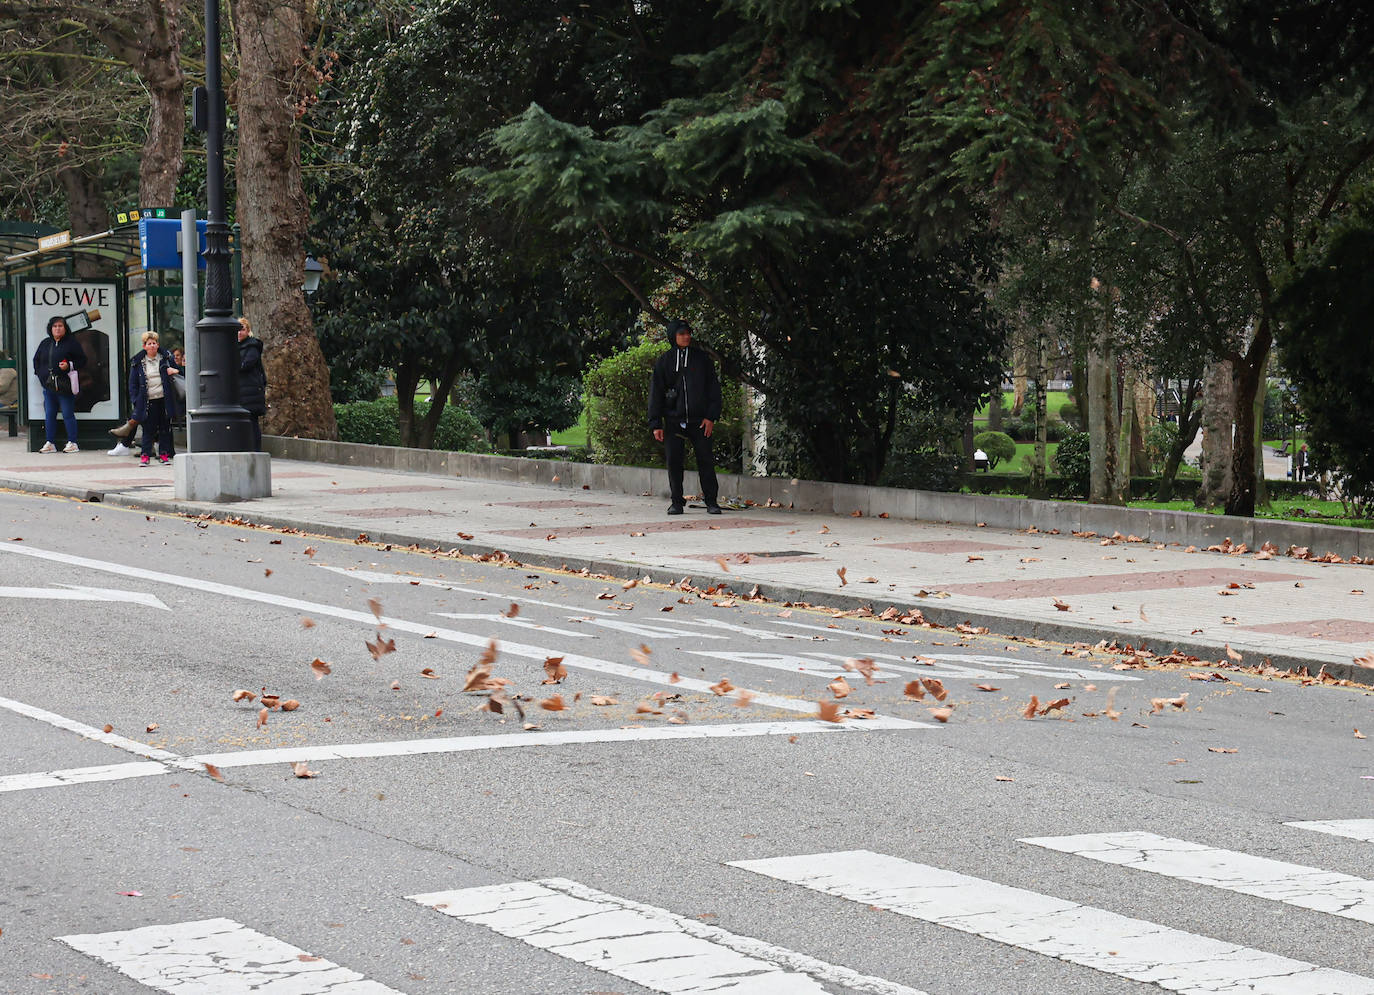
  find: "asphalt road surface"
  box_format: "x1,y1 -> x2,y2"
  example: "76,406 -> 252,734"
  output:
2,490 -> 1371,995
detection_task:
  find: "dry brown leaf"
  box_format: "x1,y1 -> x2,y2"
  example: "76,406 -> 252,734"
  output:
367,597 -> 383,621
145,722 -> 159,733
479,691 -> 507,715
310,659 -> 331,680
261,694 -> 281,710
590,695 -> 618,706
843,657 -> 878,685
928,706 -> 953,723
542,656 -> 568,684
1040,697 -> 1071,715
817,699 -> 844,723
232,689 -> 256,703
1352,652 -> 1374,668
709,677 -> 736,696
366,633 -> 396,660
1207,747 -> 1238,754
1225,643 -> 1242,662
539,695 -> 567,712
921,678 -> 948,702
292,762 -> 318,778
836,566 -> 847,587
102,723 -> 113,733
635,700 -> 664,715
735,689 -> 755,708
597,591 -> 617,600
479,639 -> 499,666
256,707 -> 268,729
301,617 -> 316,629
1052,598 -> 1071,611
669,671 -> 681,683
281,700 -> 300,711
390,680 -> 401,690
420,667 -> 439,680
1355,729 -> 1367,739
1022,696 -> 1040,719
463,663 -> 491,691
903,680 -> 926,701
1104,688 -> 1122,722
630,644 -> 652,666
204,763 -> 224,782
1150,693 -> 1189,714
828,676 -> 853,698
1054,682 -> 1071,690
973,684 -> 1000,692
502,602 -> 520,618
303,546 -> 317,558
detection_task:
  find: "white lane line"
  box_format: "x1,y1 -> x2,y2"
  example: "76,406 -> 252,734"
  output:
0,761 -> 171,793
59,917 -> 403,994
1022,830 -> 1374,925
0,543 -> 933,727
730,850 -> 1374,995
0,584 -> 168,609
317,564 -> 620,616
1287,820 -> 1374,843
433,611 -> 592,638
0,694 -> 184,763
409,877 -> 926,995
691,650 -> 1010,681
187,718 -> 911,769
0,718 -> 911,793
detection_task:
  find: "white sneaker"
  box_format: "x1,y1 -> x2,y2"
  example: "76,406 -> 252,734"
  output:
39,441 -> 56,454
62,441 -> 79,453
108,442 -> 131,456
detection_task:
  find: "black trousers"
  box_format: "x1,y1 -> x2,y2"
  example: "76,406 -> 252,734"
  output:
140,397 -> 174,458
664,422 -> 718,506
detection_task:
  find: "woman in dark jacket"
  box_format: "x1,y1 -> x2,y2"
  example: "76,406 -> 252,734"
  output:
237,316 -> 267,451
31,314 -> 88,453
128,331 -> 181,466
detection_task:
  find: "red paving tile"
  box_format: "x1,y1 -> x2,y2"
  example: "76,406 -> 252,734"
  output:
95,478 -> 172,485
493,517 -> 786,539
680,550 -> 821,564
492,500 -> 611,510
335,506 -> 440,518
1,462 -> 125,473
1243,618 -> 1374,642
878,539 -> 1019,554
944,567 -> 1306,599
270,472 -> 329,479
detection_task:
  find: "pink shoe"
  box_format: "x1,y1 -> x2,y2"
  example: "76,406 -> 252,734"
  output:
140,454 -> 150,466
158,454 -> 171,465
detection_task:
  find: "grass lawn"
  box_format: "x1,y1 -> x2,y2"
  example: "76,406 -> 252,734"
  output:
975,390 -> 1076,423
551,408 -> 589,447
1127,497 -> 1370,529
983,441 -> 1060,474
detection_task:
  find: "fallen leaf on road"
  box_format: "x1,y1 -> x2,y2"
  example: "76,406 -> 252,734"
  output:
117,891 -> 143,897
922,678 -> 948,702
367,597 -> 383,621
635,700 -> 663,715
304,547 -> 317,558
590,696 -> 618,706
736,690 -> 754,708
1356,729 -> 1367,739
102,723 -> 113,733
709,677 -> 735,696
145,723 -> 158,733
261,694 -> 281,709
1054,682 -> 1071,690
1207,747 -> 1238,754
463,663 -> 491,691
502,602 -> 520,618
1225,643 -> 1242,662
390,680 -> 401,690
542,656 -> 567,684
1023,696 -> 1040,719
539,695 -> 567,711
310,659 -> 331,680
836,567 -> 847,587
232,689 -> 256,703
1053,598 -> 1070,611
630,644 -> 652,666
1353,652 -> 1374,668
669,671 -> 681,683
597,592 -> 617,600
420,668 -> 439,679
301,617 -> 315,629
257,708 -> 268,729
929,707 -> 953,722
973,684 -> 1000,692
1040,697 -> 1070,715
994,776 -> 1014,782
366,633 -> 396,660
817,700 -> 844,723
292,762 -> 318,778
843,658 -> 878,685
281,700 -> 300,711
903,680 -> 926,700
204,763 -> 224,782
1150,693 -> 1189,714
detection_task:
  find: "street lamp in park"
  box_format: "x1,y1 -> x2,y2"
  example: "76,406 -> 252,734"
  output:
304,256 -> 323,295
188,0 -> 252,453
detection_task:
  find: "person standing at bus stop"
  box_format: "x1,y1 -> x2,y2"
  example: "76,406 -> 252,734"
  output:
648,319 -> 722,515
32,315 -> 87,453
128,331 -> 180,466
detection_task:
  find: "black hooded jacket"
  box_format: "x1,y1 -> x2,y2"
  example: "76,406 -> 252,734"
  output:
647,344 -> 722,429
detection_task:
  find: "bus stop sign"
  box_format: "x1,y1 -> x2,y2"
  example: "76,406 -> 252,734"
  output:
139,217 -> 207,270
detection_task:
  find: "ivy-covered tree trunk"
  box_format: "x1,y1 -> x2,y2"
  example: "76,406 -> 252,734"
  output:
1224,320 -> 1273,517
1087,335 -> 1122,504
231,0 -> 337,440
1197,358 -> 1235,508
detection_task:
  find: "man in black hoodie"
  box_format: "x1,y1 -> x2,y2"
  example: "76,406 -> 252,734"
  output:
648,319 -> 722,515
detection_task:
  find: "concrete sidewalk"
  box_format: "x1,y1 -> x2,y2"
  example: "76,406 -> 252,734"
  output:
3,436 -> 1372,681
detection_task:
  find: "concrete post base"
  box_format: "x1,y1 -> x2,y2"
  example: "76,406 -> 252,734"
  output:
174,452 -> 271,502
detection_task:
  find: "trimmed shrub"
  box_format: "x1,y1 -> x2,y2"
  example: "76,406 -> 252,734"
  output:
1052,430 -> 1091,496
880,401 -> 965,491
333,396 -> 491,453
973,430 -> 1016,469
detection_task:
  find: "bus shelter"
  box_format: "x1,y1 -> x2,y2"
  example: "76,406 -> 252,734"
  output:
0,214 -> 240,451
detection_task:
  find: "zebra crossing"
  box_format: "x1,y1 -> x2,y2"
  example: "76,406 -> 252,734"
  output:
53,818 -> 1371,994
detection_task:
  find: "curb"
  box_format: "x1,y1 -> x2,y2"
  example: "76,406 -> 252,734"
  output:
6,475 -> 1367,685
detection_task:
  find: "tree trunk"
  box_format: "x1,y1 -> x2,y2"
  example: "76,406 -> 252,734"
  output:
1130,377 -> 1154,477
95,0 -> 185,205
1115,364 -> 1137,500
231,0 -> 338,440
1251,348 -> 1270,509
1087,335 -> 1121,504
1028,327 -> 1048,499
1197,358 -> 1235,509
1155,379 -> 1202,502
1223,317 -> 1273,517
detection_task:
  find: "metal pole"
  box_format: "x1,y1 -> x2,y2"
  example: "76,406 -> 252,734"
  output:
188,0 -> 252,453
180,210 -> 199,451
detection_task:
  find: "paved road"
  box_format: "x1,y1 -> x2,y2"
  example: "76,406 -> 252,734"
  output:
2,491 -> 1371,994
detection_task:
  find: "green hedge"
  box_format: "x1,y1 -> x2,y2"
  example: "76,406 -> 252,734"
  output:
333,396 -> 492,453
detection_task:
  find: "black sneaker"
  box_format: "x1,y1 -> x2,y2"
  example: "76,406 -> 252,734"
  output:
667,504 -> 684,515
706,505 -> 722,515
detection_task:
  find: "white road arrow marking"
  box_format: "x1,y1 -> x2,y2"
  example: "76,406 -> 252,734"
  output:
1286,819 -> 1374,843
0,584 -> 167,609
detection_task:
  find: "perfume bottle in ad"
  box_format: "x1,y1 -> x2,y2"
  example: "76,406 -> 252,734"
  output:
63,308 -> 102,333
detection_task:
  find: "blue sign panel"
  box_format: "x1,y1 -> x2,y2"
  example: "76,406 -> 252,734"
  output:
139,218 -> 207,270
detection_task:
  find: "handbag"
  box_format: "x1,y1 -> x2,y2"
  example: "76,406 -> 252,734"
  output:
68,369 -> 81,396
172,373 -> 186,400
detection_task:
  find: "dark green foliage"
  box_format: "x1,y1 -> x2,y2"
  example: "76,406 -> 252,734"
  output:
973,431 -> 1016,470
879,400 -> 965,492
334,396 -> 490,453
469,371 -> 582,443
1052,431 -> 1091,497
1277,187 -> 1374,494
583,337 -> 742,469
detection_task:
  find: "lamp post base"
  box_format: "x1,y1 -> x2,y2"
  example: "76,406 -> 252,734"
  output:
174,451 -> 272,502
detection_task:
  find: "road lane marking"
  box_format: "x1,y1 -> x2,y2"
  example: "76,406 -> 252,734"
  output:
0,584 -> 168,609
0,718 -> 918,793
409,877 -> 926,995
432,611 -> 592,638
0,694 -> 184,763
1022,831 -> 1374,924
730,849 -> 1374,994
317,564 -> 620,616
0,543 -> 932,726
58,917 -> 403,994
1286,820 -> 1374,843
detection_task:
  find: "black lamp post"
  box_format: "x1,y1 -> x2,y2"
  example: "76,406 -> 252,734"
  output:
188,0 -> 252,453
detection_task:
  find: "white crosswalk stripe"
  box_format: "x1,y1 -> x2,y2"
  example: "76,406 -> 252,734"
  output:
57,917 -> 402,993
730,849 -> 1374,995
409,877 -> 925,995
1286,819 -> 1374,843
1022,830 -> 1374,924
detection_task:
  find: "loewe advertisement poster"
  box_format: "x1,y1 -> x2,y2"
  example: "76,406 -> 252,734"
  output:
23,279 -> 120,422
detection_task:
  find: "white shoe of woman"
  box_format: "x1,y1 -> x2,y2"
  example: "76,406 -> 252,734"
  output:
63,441 -> 79,453
39,441 -> 56,454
